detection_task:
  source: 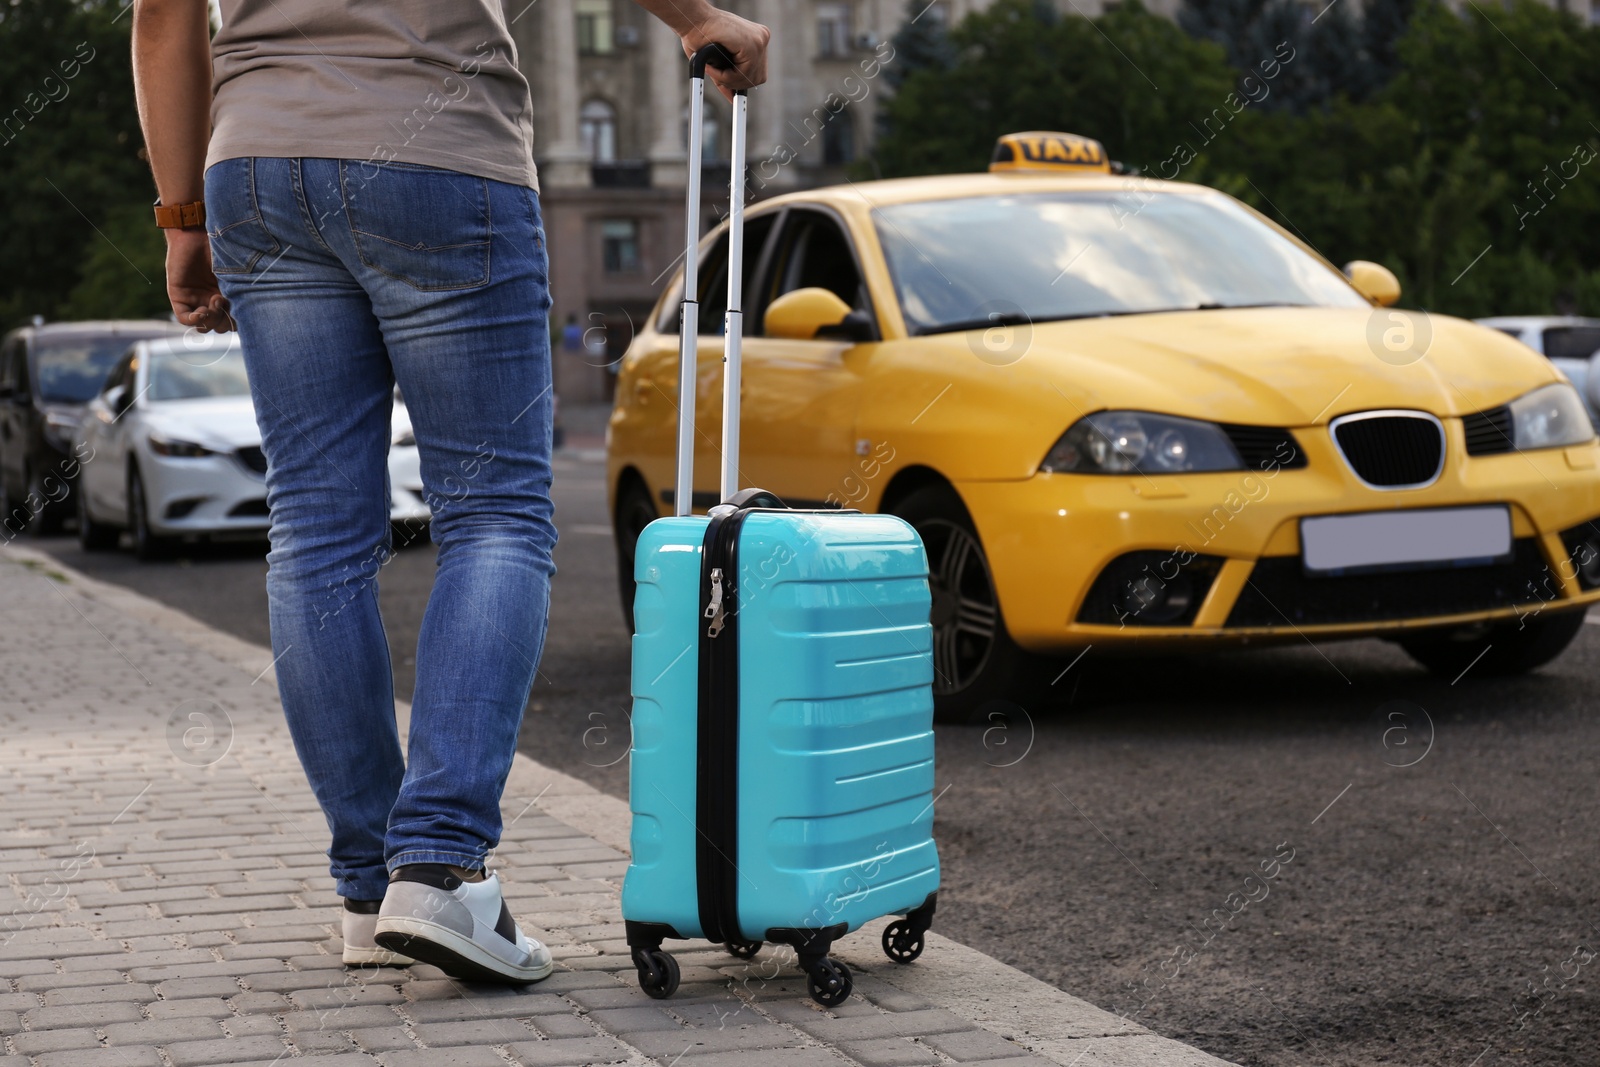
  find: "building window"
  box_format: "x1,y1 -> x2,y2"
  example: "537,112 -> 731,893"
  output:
1591,0 -> 1600,24
817,2 -> 852,58
576,0 -> 615,55
822,108 -> 855,166
580,99 -> 617,162
601,220 -> 641,274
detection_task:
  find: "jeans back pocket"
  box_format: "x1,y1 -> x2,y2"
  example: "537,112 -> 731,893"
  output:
205,158 -> 282,276
340,161 -> 491,292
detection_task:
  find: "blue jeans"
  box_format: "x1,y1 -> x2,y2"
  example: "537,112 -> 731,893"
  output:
206,157 -> 557,901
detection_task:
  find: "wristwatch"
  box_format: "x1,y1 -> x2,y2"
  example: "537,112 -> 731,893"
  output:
153,197 -> 206,229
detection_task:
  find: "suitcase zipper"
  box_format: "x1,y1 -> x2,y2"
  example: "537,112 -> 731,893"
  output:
696,509 -> 747,944
705,568 -> 726,637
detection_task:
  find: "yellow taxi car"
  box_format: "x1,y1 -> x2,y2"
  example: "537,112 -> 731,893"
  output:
607,131 -> 1600,719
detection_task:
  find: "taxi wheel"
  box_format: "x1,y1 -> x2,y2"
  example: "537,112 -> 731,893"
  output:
1397,609 -> 1587,678
614,476 -> 660,630
891,484 -> 1030,723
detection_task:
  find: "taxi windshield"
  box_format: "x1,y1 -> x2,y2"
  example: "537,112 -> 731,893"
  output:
873,190 -> 1367,335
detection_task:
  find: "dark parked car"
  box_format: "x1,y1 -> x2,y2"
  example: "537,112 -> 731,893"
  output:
0,319 -> 185,534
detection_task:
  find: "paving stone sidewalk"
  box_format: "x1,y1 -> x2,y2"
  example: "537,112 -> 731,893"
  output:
0,548 -> 1234,1067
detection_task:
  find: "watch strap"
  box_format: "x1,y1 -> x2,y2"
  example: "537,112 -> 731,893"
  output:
153,200 -> 206,229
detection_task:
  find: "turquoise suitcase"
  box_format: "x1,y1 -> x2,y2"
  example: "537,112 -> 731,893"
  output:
619,47 -> 940,1008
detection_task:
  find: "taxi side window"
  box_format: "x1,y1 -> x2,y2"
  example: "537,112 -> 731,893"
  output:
758,210 -> 867,336
656,213 -> 777,336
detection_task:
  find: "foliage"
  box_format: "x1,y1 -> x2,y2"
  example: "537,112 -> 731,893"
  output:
869,0 -> 1235,178
0,0 -> 163,330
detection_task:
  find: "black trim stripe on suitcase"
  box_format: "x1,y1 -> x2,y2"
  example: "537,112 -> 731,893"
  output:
696,507 -> 747,944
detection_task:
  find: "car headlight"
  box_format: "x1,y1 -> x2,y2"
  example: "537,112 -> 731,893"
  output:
148,434 -> 214,457
1509,383 -> 1594,451
1040,411 -> 1243,474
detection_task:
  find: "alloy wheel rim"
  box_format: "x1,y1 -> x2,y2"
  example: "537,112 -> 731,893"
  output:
919,518 -> 999,695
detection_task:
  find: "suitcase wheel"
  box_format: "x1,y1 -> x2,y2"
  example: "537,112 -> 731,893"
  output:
634,947 -> 680,999
882,919 -> 925,964
804,957 -> 852,1007
725,939 -> 763,960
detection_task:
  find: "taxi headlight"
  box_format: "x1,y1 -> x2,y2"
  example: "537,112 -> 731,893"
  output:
1510,383 -> 1594,451
1041,411 -> 1243,474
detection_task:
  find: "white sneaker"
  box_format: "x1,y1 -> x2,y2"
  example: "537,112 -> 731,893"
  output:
341,899 -> 414,967
374,865 -> 553,983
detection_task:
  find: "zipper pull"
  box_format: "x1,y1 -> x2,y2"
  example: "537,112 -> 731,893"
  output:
705,567 -> 726,638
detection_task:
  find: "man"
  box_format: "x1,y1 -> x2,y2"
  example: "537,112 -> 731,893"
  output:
131,0 -> 767,983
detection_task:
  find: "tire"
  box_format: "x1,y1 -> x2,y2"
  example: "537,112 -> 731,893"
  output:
127,465 -> 172,561
77,481 -> 120,552
613,475 -> 660,630
24,465 -> 66,536
0,458 -> 20,534
1398,609 -> 1587,678
888,483 -> 1036,723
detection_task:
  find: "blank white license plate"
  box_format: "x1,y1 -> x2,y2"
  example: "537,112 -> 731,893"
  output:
1300,506 -> 1513,575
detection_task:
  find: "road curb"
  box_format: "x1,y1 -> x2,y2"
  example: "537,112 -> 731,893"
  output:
1,540 -> 1238,1067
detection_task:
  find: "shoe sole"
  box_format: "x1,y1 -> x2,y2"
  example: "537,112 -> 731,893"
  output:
374,916 -> 554,984
342,945 -> 414,967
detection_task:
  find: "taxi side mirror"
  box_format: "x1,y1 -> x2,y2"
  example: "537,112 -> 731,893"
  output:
1343,260 -> 1401,307
764,287 -> 864,341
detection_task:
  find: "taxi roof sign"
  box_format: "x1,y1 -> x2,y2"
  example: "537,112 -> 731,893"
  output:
989,131 -> 1111,174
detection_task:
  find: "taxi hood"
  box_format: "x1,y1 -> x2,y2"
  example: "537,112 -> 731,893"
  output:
984,306 -> 1563,426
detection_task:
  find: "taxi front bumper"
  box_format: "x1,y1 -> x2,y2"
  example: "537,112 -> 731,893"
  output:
958,436 -> 1600,652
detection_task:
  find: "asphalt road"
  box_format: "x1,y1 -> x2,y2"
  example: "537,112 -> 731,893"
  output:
20,450 -> 1599,1067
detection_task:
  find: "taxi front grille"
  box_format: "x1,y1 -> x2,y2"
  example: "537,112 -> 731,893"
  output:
1332,414 -> 1443,488
1225,539 -> 1548,627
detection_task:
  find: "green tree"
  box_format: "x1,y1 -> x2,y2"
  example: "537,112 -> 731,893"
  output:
882,0 -> 958,93
0,0 -> 157,329
871,0 -> 1236,177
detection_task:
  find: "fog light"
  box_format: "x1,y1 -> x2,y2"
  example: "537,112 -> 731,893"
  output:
1115,572 -> 1195,625
1079,550 -> 1224,627
1559,520 -> 1600,591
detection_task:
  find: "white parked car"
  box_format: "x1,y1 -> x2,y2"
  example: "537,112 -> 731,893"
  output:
75,334 -> 429,559
1475,316 -> 1600,424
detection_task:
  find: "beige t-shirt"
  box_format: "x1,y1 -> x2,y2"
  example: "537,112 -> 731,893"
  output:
207,0 -> 538,190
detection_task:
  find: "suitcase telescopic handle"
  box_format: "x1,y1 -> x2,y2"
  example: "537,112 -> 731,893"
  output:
674,43 -> 750,517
